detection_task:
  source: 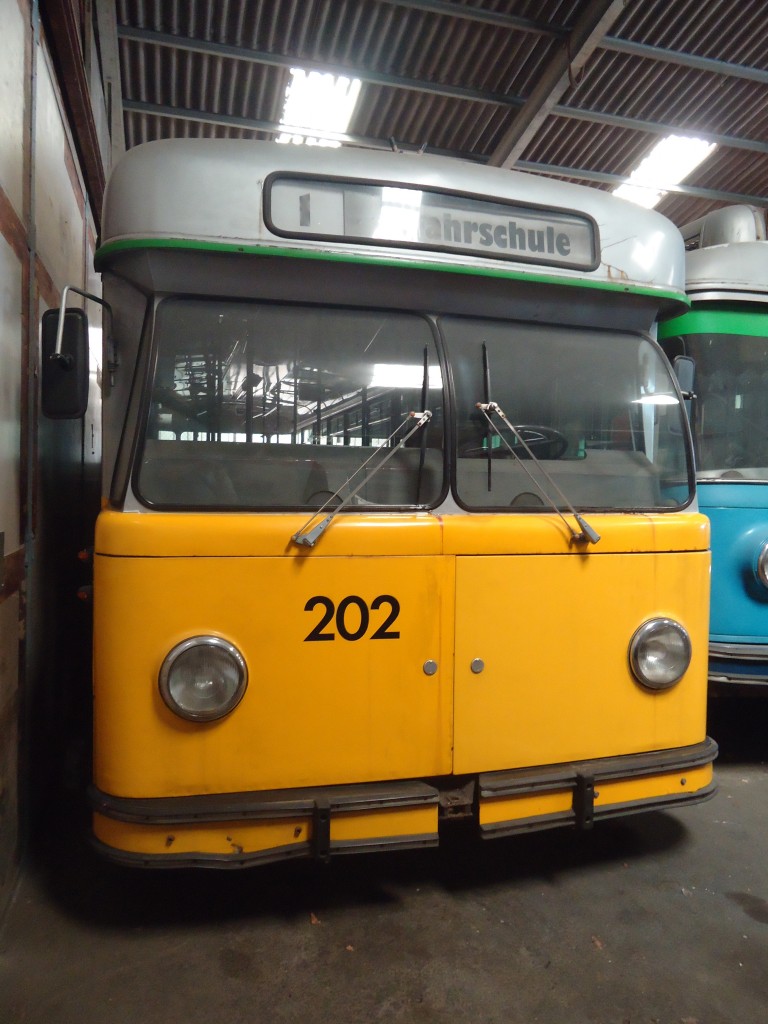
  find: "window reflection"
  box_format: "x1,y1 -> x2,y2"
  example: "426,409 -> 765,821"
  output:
666,333 -> 768,478
443,318 -> 690,511
139,301 -> 445,508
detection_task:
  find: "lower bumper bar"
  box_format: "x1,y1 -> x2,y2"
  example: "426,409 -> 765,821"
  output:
709,642 -> 768,693
478,737 -> 717,838
90,738 -> 717,868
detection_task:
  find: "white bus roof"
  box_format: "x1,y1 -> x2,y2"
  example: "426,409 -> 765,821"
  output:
98,139 -> 685,301
685,242 -> 768,301
679,205 -> 768,301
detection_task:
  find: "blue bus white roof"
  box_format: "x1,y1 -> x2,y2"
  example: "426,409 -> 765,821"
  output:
685,241 -> 768,301
98,139 -> 685,298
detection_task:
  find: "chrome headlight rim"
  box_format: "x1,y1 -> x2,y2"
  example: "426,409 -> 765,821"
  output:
755,541 -> 768,589
159,635 -> 248,722
629,617 -> 691,691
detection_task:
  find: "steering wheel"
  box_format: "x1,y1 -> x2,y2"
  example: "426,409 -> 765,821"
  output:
460,425 -> 567,460
511,425 -> 568,459
510,491 -> 546,507
304,489 -> 343,506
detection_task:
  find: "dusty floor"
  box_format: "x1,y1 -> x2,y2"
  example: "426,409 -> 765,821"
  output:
1,699 -> 766,1024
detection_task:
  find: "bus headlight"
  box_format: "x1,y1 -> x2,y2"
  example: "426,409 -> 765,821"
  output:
755,541 -> 768,589
629,619 -> 691,690
159,636 -> 247,722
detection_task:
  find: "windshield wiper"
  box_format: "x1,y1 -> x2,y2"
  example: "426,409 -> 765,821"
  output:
476,400 -> 600,546
291,410 -> 432,548
482,342 -> 493,492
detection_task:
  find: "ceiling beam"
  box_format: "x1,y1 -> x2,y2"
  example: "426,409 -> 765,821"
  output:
121,99 -> 392,149
117,26 -> 524,109
487,0 -> 626,168
600,38 -> 768,84
549,104 -> 768,155
117,26 -> 768,158
122,99 -> 767,209
516,161 -> 768,208
382,1 -> 768,85
375,0 -> 564,38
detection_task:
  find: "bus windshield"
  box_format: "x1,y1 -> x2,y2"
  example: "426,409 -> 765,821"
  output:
137,300 -> 446,509
677,332 -> 768,479
447,319 -> 691,511
136,299 -> 692,511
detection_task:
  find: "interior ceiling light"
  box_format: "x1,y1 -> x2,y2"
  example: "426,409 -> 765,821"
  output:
276,69 -> 362,148
613,135 -> 717,209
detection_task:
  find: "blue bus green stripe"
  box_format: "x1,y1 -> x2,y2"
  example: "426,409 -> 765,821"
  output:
659,308 -> 768,338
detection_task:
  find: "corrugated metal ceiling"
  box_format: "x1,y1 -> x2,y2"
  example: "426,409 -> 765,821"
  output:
111,0 -> 768,226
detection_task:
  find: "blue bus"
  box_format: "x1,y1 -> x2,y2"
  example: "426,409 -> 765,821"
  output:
660,205 -> 768,693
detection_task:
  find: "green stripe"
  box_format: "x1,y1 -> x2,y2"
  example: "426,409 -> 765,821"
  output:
659,308 -> 768,338
95,237 -> 688,305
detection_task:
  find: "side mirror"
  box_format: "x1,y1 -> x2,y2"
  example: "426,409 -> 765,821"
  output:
672,354 -> 696,399
41,308 -> 89,418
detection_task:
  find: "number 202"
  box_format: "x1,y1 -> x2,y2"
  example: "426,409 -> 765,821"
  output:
304,595 -> 400,642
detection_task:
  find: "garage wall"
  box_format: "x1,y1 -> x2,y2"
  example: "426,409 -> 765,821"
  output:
0,0 -> 107,920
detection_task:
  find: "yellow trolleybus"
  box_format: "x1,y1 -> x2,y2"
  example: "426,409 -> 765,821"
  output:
44,139 -> 716,867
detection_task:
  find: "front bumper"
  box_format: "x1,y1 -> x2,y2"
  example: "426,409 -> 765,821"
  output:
90,738 -> 717,868
709,641 -> 768,693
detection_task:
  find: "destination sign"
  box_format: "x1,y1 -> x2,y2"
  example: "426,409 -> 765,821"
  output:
265,175 -> 598,271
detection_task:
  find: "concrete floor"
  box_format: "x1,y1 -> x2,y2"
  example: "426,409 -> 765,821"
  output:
1,700 -> 766,1024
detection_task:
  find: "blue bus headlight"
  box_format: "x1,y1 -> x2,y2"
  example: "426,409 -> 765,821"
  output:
755,541 -> 768,589
159,636 -> 247,721
629,619 -> 691,690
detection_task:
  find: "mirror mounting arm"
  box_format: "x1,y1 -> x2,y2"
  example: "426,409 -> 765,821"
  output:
54,285 -> 116,383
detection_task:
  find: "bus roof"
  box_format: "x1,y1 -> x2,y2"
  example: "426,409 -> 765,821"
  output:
679,206 -> 768,301
685,242 -> 768,300
97,139 -> 685,302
